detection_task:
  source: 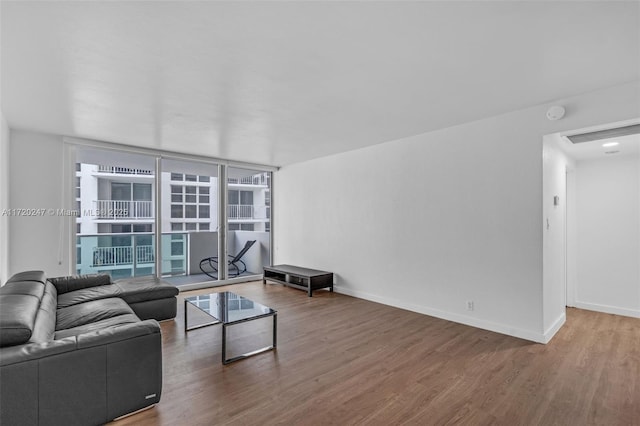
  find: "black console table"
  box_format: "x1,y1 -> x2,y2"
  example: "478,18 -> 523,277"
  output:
263,264 -> 334,297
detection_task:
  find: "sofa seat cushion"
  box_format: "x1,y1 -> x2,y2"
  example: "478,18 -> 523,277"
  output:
54,314 -> 140,339
57,284 -> 122,309
0,295 -> 41,347
56,298 -> 135,331
114,277 -> 179,304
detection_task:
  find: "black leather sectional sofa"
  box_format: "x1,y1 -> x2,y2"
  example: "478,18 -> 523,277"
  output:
0,271 -> 179,426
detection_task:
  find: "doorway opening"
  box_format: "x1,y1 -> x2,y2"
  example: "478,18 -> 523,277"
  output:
543,119 -> 640,339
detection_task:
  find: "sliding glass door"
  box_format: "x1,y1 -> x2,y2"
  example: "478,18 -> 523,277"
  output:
160,159 -> 220,286
226,167 -> 271,280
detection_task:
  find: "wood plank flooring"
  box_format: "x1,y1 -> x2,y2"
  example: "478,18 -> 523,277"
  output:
111,281 -> 640,426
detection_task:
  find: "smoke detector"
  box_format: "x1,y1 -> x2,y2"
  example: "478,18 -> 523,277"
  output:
546,106 -> 565,121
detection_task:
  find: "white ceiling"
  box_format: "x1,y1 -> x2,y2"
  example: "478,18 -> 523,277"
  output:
2,1 -> 639,167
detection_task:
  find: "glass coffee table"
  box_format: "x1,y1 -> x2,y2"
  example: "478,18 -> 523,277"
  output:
184,291 -> 277,364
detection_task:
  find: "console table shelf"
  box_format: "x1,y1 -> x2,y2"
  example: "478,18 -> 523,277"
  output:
263,264 -> 334,297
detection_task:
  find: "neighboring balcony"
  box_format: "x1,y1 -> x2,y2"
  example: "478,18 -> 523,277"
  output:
227,174 -> 269,186
97,165 -> 153,175
94,200 -> 153,219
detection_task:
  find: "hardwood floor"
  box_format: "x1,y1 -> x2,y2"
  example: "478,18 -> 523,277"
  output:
112,281 -> 640,426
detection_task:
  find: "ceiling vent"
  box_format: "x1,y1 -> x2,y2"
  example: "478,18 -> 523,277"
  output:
566,124 -> 640,144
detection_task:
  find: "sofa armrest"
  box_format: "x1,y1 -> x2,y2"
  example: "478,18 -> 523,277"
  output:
48,273 -> 112,294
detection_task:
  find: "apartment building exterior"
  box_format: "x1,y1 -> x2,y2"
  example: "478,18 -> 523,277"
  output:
75,163 -> 270,279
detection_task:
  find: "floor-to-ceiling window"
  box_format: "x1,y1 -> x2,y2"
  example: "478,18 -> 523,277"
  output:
75,148 -> 156,279
73,144 -> 273,287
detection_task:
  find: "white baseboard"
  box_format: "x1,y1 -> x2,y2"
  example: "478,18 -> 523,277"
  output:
542,312 -> 566,344
574,301 -> 640,318
334,285 -> 548,344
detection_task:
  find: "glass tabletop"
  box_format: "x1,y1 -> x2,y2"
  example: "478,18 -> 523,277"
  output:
184,291 -> 276,324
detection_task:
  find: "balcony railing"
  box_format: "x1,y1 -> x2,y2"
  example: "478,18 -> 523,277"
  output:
228,204 -> 270,220
136,245 -> 155,264
92,245 -> 154,266
97,165 -> 153,175
95,200 -> 153,219
77,231 -> 267,282
228,204 -> 253,219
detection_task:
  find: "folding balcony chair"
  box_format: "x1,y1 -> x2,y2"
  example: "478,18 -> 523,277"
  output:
199,240 -> 257,279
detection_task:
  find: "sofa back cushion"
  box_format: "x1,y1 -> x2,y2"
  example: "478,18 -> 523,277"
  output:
0,294 -> 42,347
29,282 -> 58,344
6,270 -> 46,285
1,271 -> 54,347
0,277 -> 49,347
0,280 -> 45,299
49,273 -> 111,294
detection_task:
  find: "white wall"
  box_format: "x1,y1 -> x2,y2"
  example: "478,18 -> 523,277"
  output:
8,129 -> 71,277
0,112 -> 10,284
573,155 -> 639,317
274,81 -> 640,343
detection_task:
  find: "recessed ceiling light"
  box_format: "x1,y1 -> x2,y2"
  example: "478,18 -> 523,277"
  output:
602,142 -> 620,147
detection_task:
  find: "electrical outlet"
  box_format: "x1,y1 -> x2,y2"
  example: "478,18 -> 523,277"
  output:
466,301 -> 474,311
